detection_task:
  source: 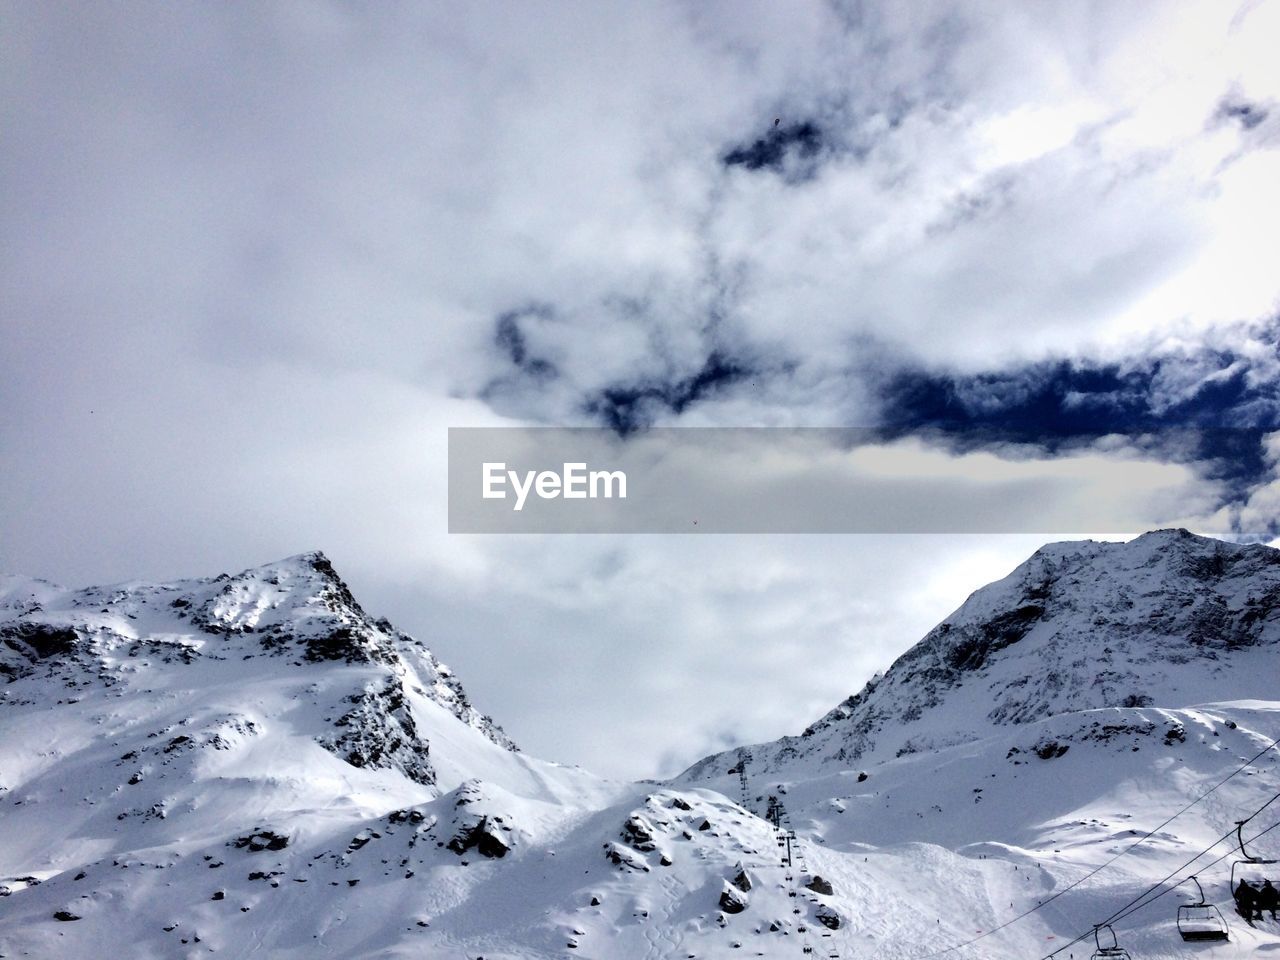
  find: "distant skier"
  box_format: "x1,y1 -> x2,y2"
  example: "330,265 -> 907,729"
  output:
1259,879 -> 1279,920
1235,879 -> 1260,921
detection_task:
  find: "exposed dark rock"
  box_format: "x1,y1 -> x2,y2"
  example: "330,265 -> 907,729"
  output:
947,604 -> 1044,672
232,830 -> 290,852
1033,740 -> 1069,760
3,623 -> 79,660
604,842 -> 649,872
815,904 -> 842,929
447,818 -> 510,859
719,882 -> 748,914
439,781 -> 519,859
621,814 -> 657,851
805,875 -> 834,895
302,627 -> 381,665
388,808 -> 427,825
0,623 -> 82,679
317,678 -> 435,786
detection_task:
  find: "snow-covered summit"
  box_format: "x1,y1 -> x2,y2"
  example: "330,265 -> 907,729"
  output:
681,529 -> 1280,781
0,551 -> 516,764
1,535 -> 1276,959
1,547 -> 519,798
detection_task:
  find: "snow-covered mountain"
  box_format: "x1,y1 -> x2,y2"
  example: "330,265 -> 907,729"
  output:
0,552 -> 622,957
1,534 -> 1278,959
681,528 -> 1280,780
1,551 -> 520,785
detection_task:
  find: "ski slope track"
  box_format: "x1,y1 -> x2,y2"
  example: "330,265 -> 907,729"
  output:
1,532 -> 1278,959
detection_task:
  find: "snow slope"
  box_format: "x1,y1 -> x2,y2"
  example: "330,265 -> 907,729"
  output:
1,533 -> 1278,959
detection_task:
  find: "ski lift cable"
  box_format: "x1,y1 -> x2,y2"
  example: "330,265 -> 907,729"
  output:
1105,815 -> 1280,929
1040,803 -> 1280,960
1041,816 -> 1280,960
902,733 -> 1279,960
1044,800 -> 1279,959
1049,819 -> 1280,960
1102,797 -> 1280,929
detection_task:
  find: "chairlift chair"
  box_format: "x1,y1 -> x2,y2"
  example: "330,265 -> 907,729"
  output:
1230,819 -> 1277,890
1090,924 -> 1132,960
1176,876 -> 1229,942
1231,819 -> 1277,919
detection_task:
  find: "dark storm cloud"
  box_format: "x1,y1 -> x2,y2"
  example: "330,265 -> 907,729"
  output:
1216,97 -> 1270,131
877,319 -> 1280,513
585,350 -> 762,434
493,305 -> 559,381
722,120 -> 826,181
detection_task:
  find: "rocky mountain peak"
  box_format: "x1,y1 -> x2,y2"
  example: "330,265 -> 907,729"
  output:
681,530 -> 1280,781
0,552 -> 517,786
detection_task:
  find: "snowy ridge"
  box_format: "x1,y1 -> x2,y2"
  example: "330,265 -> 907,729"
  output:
1,534 -> 1278,959
680,529 -> 1280,781
0,551 -> 517,776
0,552 -> 624,958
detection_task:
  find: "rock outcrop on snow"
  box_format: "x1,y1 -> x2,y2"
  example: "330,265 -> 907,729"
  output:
718,880 -> 749,913
441,779 -> 522,858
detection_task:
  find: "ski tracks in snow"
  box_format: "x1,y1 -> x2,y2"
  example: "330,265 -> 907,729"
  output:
640,871 -> 684,960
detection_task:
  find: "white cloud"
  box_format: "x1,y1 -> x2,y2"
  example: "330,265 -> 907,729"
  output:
3,2 -> 1278,778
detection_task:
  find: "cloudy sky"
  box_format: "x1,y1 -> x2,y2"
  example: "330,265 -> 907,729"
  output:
3,1 -> 1280,779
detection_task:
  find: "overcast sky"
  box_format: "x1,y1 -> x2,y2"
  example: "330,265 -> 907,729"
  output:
3,1 -> 1280,779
